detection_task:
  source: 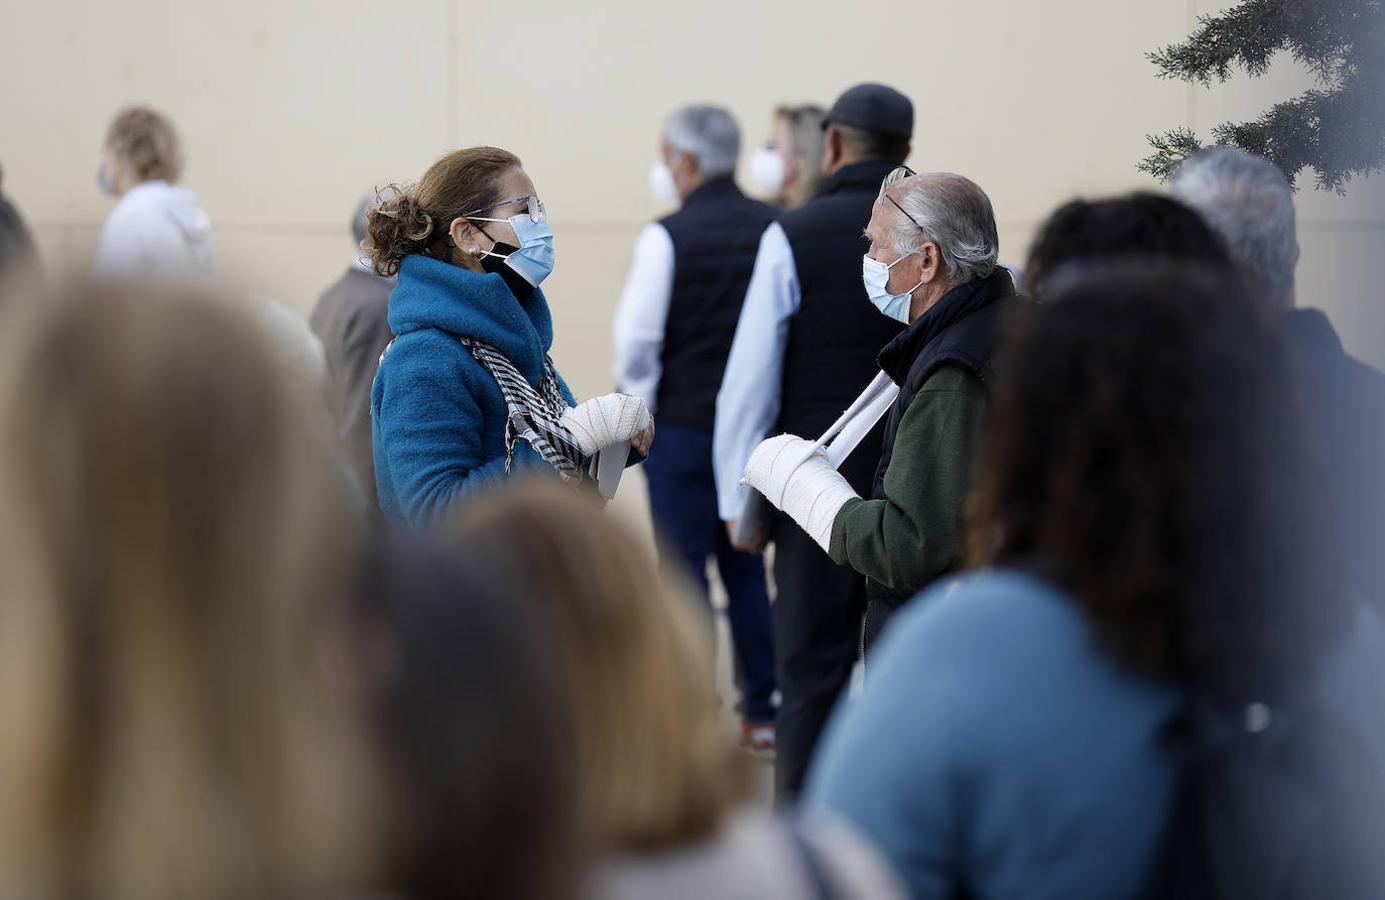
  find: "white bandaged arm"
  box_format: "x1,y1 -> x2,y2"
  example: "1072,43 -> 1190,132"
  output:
738,372 -> 898,551
561,393 -> 652,456
742,434 -> 859,552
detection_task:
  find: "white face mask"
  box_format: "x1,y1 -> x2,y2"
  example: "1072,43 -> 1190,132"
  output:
749,147 -> 786,197
648,159 -> 680,207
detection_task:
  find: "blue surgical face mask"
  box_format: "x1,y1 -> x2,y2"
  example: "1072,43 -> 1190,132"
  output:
469,207 -> 556,287
862,250 -> 923,323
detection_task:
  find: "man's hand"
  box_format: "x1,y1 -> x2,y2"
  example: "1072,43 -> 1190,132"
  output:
726,518 -> 768,554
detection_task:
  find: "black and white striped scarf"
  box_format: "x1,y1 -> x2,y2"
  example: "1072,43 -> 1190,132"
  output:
461,338 -> 589,483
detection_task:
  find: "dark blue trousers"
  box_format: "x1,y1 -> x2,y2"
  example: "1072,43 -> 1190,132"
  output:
643,421 -> 777,723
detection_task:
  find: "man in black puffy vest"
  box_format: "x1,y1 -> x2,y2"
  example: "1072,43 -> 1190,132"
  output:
742,170 -> 1017,652
714,84 -> 911,798
614,105 -> 779,750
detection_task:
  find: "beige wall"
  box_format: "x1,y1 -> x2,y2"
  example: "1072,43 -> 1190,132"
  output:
5,0 -> 1382,525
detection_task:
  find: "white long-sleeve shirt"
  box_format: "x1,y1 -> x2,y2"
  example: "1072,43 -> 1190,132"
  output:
713,222 -> 802,520
612,223 -> 676,409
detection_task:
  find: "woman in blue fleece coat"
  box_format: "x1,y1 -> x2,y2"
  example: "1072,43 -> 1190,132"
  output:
368,147 -> 655,528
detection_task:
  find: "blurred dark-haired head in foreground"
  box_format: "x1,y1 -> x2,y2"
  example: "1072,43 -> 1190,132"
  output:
0,282 -> 379,900
354,535 -> 580,900
973,263 -> 1345,696
1023,192 -> 1233,300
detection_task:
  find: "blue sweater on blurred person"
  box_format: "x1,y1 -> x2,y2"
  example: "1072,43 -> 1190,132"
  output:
371,255 -> 575,529
805,569 -> 1181,900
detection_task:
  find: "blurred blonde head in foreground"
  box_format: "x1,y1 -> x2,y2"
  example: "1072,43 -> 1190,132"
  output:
449,482 -> 755,854
0,281 -> 376,900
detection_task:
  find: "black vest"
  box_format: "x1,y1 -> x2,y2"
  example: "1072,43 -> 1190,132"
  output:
777,159 -> 905,492
656,179 -> 777,429
865,267 -> 1019,614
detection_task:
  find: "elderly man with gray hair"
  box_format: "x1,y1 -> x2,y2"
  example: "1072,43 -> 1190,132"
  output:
1172,147 -> 1385,608
743,168 -> 1018,647
614,104 -> 779,751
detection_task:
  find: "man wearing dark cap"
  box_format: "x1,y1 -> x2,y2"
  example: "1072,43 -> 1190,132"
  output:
714,82 -> 911,800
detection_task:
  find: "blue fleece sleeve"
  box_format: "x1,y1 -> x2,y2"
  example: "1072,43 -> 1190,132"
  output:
376,334 -> 508,527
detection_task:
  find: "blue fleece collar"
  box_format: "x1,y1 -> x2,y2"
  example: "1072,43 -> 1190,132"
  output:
388,254 -> 555,380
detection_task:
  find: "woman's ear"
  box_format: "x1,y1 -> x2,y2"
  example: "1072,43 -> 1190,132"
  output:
450,217 -> 482,257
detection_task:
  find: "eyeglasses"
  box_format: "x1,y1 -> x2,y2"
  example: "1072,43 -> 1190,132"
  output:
466,194 -> 546,224
882,164 -> 917,190
879,165 -> 923,233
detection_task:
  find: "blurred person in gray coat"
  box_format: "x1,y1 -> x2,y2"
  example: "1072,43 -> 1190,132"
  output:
310,194 -> 396,513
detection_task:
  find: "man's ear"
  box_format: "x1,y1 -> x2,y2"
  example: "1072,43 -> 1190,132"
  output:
918,242 -> 944,283
822,127 -> 842,175
674,150 -> 699,184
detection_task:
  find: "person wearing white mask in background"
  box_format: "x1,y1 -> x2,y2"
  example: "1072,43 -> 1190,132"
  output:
94,105 -> 214,281
748,105 -> 826,211
741,169 -> 1019,653
614,105 -> 779,753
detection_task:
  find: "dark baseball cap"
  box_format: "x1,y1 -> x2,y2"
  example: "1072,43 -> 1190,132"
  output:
822,83 -> 914,139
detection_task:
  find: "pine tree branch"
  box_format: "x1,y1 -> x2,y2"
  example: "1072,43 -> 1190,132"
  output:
1137,128 -> 1206,181
1148,0 -> 1371,86
1211,73 -> 1385,192
1141,0 -> 1384,193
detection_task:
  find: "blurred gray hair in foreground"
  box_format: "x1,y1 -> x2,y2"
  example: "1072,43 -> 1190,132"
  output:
1170,146 -> 1298,311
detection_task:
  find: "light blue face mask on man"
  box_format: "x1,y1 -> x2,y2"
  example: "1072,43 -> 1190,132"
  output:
467,195 -> 556,287
862,249 -> 922,324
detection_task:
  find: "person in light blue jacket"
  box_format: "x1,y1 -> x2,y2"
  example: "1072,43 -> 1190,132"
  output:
806,263 -> 1359,898
368,147 -> 654,528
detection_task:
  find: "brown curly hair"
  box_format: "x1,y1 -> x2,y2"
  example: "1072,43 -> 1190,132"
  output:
368,147 -> 521,277
105,106 -> 184,184
967,263 -> 1349,702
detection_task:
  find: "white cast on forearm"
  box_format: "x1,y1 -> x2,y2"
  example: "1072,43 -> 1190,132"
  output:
742,434 -> 859,551
561,393 -> 652,456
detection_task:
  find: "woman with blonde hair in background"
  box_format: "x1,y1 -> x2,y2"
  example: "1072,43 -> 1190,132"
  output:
448,482 -> 904,900
369,147 -> 654,528
0,283 -> 377,900
93,106 -> 214,280
748,105 -> 826,210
